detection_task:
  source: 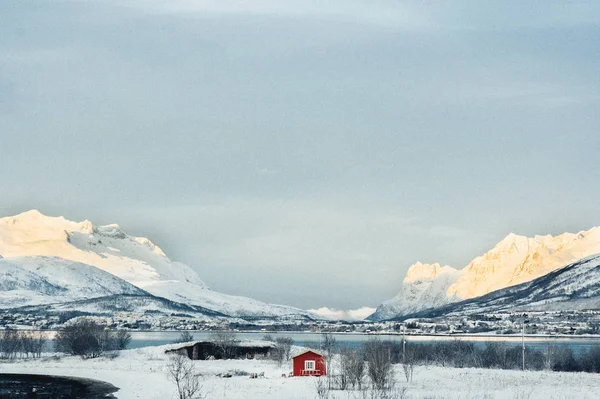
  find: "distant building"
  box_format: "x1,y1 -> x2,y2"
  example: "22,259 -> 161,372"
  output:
292,350 -> 326,377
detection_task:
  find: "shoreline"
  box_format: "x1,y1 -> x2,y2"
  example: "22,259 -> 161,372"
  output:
21,329 -> 600,339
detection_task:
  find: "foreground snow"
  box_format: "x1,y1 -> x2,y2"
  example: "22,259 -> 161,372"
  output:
2,344 -> 600,398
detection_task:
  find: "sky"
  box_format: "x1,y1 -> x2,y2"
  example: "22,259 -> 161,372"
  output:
1,1 -> 600,312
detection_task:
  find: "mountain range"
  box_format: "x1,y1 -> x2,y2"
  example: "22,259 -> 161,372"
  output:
369,228 -> 600,320
391,253 -> 600,320
0,210 -> 314,322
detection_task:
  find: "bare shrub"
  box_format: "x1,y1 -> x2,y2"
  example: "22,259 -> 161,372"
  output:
271,337 -> 292,366
276,337 -> 293,361
340,348 -> 365,390
402,348 -> 415,383
174,331 -> 195,344
209,330 -> 239,359
114,330 -> 132,350
581,346 -> 600,372
549,347 -> 580,372
262,334 -> 274,342
166,354 -> 205,399
321,333 -> 337,388
363,339 -> 394,391
315,377 -> 331,399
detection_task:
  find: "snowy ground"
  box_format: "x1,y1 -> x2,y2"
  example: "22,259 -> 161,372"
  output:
1,344 -> 600,399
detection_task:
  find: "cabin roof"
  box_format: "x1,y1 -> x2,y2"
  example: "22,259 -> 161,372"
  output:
292,349 -> 324,358
164,339 -> 277,353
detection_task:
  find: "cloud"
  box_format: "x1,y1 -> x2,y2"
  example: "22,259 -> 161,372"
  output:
308,307 -> 376,321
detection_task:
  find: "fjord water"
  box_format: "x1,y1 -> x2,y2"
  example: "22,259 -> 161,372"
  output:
126,331 -> 600,354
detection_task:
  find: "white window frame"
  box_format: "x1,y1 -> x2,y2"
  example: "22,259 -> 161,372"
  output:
305,360 -> 316,370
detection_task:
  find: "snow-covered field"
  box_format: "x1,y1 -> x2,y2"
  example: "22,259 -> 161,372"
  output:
2,343 -> 599,399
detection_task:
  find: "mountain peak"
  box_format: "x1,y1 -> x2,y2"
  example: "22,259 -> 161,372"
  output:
17,209 -> 44,219
404,262 -> 458,283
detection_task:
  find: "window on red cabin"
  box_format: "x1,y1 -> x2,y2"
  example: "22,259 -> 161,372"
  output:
305,360 -> 315,370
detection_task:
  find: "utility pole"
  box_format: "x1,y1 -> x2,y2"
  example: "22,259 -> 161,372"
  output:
402,324 -> 406,363
522,320 -> 526,372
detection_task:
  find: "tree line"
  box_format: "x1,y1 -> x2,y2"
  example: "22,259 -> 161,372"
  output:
0,318 -> 132,360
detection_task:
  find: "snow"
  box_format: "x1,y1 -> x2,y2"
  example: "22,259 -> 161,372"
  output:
0,210 -> 313,320
308,307 -> 377,321
372,228 -> 600,320
0,256 -> 146,308
3,343 -> 600,399
443,253 -> 600,316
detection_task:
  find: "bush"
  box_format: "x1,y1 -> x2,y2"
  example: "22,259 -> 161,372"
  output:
54,318 -> 131,358
262,334 -> 274,342
166,354 -> 205,399
173,331 -> 195,344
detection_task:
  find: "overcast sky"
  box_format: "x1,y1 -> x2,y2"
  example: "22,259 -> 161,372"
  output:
1,1 -> 600,310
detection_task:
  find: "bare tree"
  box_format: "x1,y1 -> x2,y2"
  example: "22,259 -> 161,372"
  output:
166,354 -> 205,399
401,348 -> 415,383
209,330 -> 239,359
363,339 -> 394,391
321,333 -> 337,388
19,331 -> 34,358
31,331 -> 46,358
0,329 -> 21,360
341,348 -> 365,390
276,337 -> 293,361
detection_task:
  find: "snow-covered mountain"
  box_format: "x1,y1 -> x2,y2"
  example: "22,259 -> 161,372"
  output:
369,228 -> 600,320
369,263 -> 461,321
0,210 -> 314,321
398,253 -> 600,319
0,256 -> 147,308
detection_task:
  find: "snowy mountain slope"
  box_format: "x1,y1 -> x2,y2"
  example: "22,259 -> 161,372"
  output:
368,263 -> 460,320
11,294 -> 231,320
0,210 -> 204,288
0,210 -> 314,320
370,228 -> 600,320
0,256 -> 147,308
394,253 -> 600,319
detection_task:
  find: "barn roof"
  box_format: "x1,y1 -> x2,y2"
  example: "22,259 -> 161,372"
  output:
292,349 -> 324,358
164,340 -> 277,353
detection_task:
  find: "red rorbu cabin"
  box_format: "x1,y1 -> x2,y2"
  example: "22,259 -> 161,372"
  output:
292,350 -> 326,377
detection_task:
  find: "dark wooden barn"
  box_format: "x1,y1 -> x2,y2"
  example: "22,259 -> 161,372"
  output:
165,340 -> 277,360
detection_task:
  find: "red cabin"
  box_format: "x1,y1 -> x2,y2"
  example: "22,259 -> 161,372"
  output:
292,350 -> 326,377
